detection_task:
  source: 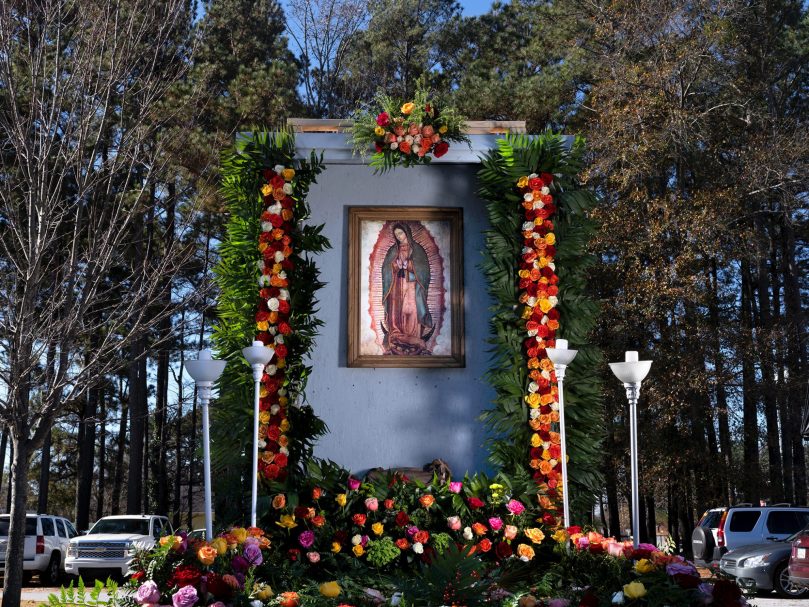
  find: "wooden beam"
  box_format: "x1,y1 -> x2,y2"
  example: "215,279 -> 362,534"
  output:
287,118 -> 527,134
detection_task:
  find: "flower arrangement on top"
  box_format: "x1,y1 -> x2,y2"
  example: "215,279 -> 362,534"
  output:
350,83 -> 469,172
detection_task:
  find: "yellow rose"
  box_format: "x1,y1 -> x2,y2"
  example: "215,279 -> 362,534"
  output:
374,126 -> 385,136
439,125 -> 448,134
259,411 -> 270,424
231,527 -> 248,543
524,528 -> 545,544
254,583 -> 274,600
530,433 -> 542,447
256,321 -> 269,331
623,582 -> 647,600
335,493 -> 347,507
331,541 -> 342,553
551,529 -> 569,544
279,419 -> 290,432
259,386 -> 268,398
210,537 -> 228,555
197,545 -> 218,566
401,102 -> 415,115
545,233 -> 556,245
516,544 -> 535,561
525,393 -> 540,408
319,581 -> 341,598
282,168 -> 295,181
634,559 -> 655,574
261,184 -> 273,196
352,544 -> 364,557
517,176 -> 529,188
276,515 -> 297,529
372,522 -> 384,536
279,395 -> 288,405
539,299 -> 553,313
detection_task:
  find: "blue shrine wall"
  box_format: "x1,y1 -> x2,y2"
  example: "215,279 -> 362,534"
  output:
303,159 -> 496,477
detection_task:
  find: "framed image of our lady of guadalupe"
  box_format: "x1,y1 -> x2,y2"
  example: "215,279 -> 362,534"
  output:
347,206 -> 464,368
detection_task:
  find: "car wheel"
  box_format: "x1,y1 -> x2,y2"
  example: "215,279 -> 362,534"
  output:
41,553 -> 61,586
774,563 -> 809,598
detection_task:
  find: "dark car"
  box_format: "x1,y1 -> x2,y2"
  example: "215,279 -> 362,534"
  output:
719,525 -> 809,598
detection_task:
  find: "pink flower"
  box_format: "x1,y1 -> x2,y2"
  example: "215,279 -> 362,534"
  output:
365,497 -> 379,511
408,123 -> 421,136
448,481 -> 463,493
306,551 -> 321,563
348,477 -> 361,491
422,125 -> 434,137
505,499 -> 526,515
171,585 -> 198,607
447,516 -> 462,531
504,525 -> 518,540
488,517 -> 504,531
136,581 -> 161,605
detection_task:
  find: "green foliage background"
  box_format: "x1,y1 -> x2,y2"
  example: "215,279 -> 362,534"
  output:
477,133 -> 603,517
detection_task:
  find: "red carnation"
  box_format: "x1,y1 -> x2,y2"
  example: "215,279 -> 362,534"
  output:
433,141 -> 449,158
467,497 -> 485,509
172,563 -> 202,588
288,548 -> 301,561
395,538 -> 410,550
352,513 -> 367,526
395,511 -> 410,527
376,112 -> 390,127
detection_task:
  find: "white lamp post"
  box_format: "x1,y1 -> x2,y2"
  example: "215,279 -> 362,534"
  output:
609,350 -> 652,549
242,340 -> 275,528
545,339 -> 578,530
185,349 -> 227,540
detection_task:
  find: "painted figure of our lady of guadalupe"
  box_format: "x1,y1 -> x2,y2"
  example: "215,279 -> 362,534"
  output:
380,223 -> 435,355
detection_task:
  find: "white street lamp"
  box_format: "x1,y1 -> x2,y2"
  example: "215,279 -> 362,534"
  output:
185,349 -> 227,540
545,338 -> 578,530
242,340 -> 275,528
609,350 -> 652,549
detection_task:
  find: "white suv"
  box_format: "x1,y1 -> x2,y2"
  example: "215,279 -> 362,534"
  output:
693,505 -> 809,562
65,515 -> 172,579
0,513 -> 78,585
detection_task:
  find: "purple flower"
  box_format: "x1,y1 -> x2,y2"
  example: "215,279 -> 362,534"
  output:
549,600 -> 570,607
361,534 -> 369,547
176,531 -> 188,552
348,477 -> 361,491
243,542 -> 263,566
136,580 -> 161,605
449,481 -> 463,493
406,525 -> 419,538
505,499 -> 526,515
231,554 -> 250,573
637,542 -> 658,552
299,530 -> 315,548
172,585 -> 198,607
666,562 -> 698,577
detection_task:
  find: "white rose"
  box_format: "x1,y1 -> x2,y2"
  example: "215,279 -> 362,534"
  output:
279,446 -> 289,455
529,172 -> 538,179
548,262 -> 556,271
266,365 -> 277,376
269,202 -> 282,214
268,326 -> 277,335
397,136 -> 403,142
279,289 -> 289,300
282,183 -> 293,195
258,439 -> 266,449
540,316 -> 549,325
522,247 -> 532,254
273,164 -> 284,174
524,193 -> 533,201
256,260 -> 265,271
405,135 -> 414,144
352,534 -> 362,546
550,402 -> 559,411
261,221 -> 273,232
526,297 -> 537,307
528,382 -> 539,393
390,142 -> 398,150
278,271 -> 287,280
541,186 -> 550,195
541,369 -> 551,380
529,408 -> 540,419
270,405 -> 280,415
268,298 -> 280,311
527,329 -> 538,337
463,527 -> 473,541
548,296 -> 558,306
412,542 -> 424,554
278,388 -> 287,396
533,200 -> 545,209
274,251 -> 284,263
414,134 -> 422,143
274,335 -> 284,344
413,144 -> 420,154
522,221 -> 534,231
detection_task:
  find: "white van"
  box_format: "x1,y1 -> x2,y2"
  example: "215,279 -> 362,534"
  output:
0,514 -> 78,585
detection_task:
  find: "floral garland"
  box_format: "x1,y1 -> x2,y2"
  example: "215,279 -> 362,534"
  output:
516,172 -> 562,517
255,164 -> 297,481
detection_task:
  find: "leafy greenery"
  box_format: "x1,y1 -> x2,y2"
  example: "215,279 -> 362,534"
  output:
212,130 -> 330,523
477,133 -> 603,516
42,577 -> 120,607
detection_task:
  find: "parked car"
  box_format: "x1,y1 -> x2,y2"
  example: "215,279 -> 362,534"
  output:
64,514 -> 172,580
0,513 -> 78,585
692,504 -> 809,562
788,527 -> 809,588
719,525 -> 809,597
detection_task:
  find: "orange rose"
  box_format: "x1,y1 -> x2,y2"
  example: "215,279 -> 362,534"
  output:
401,102 -> 415,115
279,592 -> 300,607
272,494 -> 286,509
312,487 -> 323,500
197,545 -> 218,566
539,460 -> 553,475
471,522 -> 488,536
517,543 -> 535,560
399,141 -> 412,155
478,538 -> 492,552
419,495 -> 435,508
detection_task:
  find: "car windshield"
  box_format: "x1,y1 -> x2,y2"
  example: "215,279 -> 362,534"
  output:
88,518 -> 150,535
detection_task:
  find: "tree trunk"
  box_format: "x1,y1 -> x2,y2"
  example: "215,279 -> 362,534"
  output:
37,429 -> 51,514
127,337 -> 146,514
111,392 -> 129,516
0,427 -> 7,504
3,438 -> 31,605
75,384 -> 99,530
97,388 -> 107,521
646,493 -> 656,546
741,260 -> 761,503
173,333 -> 185,529
154,335 -> 169,516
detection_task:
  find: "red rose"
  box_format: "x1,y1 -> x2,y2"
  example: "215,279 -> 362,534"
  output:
467,497 -> 485,509
477,538 -> 492,552
495,542 -> 512,560
528,177 -> 544,190
279,322 -> 292,335
130,570 -> 145,582
266,426 -> 281,441
542,513 -> 556,526
352,513 -> 367,526
274,453 -> 288,468
172,563 -> 202,588
294,506 -> 312,519
395,511 -> 410,527
395,538 -> 410,550
262,169 -> 273,181
413,530 -> 430,544
274,345 -> 288,359
540,172 -> 554,185
375,141 -> 384,153
206,572 -> 233,600
384,499 -> 395,510
376,112 -> 390,127
265,463 -> 280,479
433,141 -> 449,158
278,300 -> 291,314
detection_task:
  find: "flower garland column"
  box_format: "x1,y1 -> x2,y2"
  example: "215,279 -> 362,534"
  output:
255,164 -> 297,482
517,172 -> 564,525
